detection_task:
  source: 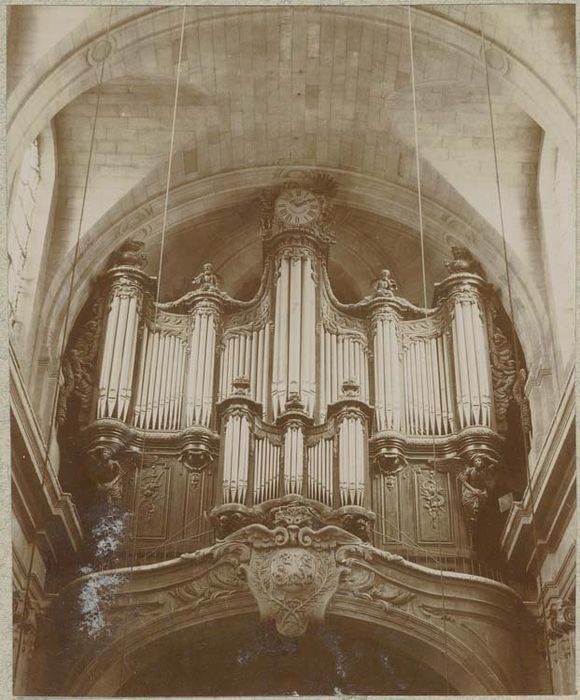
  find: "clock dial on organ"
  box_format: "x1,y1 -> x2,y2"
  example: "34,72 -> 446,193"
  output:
274,187 -> 321,226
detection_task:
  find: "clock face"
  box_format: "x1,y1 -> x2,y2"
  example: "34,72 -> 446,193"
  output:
275,188 -> 321,226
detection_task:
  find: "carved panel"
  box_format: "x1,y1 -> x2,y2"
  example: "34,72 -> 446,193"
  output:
135,457 -> 171,539
183,461 -> 214,544
414,469 -> 452,544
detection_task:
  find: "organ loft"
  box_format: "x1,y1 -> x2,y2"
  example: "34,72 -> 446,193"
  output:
58,175 -> 528,577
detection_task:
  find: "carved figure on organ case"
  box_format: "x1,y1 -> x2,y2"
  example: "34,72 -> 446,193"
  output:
373,269 -> 398,296
86,445 -> 132,508
108,238 -> 147,269
444,245 -> 484,276
458,459 -> 490,532
191,262 -> 222,291
56,297 -> 104,426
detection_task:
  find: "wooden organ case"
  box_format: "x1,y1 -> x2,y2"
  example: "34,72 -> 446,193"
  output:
58,177 -> 528,575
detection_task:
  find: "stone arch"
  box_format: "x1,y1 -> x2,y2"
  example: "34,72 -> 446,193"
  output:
63,593 -> 514,696
56,519 -> 523,697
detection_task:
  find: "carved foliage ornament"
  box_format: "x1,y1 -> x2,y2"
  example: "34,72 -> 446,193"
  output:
419,474 -> 446,528
339,561 -> 414,612
223,295 -> 270,333
57,294 -> 105,426
320,291 -> 367,337
488,316 -> 522,433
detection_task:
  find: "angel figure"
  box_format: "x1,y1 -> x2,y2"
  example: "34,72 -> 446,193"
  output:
373,269 -> 398,296
192,263 -> 221,291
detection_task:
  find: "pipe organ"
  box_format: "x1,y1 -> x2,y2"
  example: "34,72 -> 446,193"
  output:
61,178 -> 522,562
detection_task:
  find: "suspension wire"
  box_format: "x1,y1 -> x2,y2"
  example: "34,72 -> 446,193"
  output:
12,5 -> 114,680
118,7 -> 187,690
407,7 -> 450,694
478,14 -> 555,693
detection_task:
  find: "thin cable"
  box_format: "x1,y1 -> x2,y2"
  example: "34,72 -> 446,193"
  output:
479,13 -> 555,692
13,6 -> 114,680
118,7 -> 187,690
407,7 -> 450,693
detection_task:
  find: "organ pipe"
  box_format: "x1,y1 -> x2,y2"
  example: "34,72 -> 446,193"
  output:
185,304 -> 218,428
272,254 -> 317,419
283,421 -> 304,495
447,282 -> 492,429
319,329 -> 369,420
306,438 -> 333,505
97,271 -> 145,421
401,329 -> 459,437
133,327 -> 187,430
337,410 -> 366,506
253,437 -> 280,503
218,324 -> 271,415
372,311 -> 402,432
222,410 -> 251,504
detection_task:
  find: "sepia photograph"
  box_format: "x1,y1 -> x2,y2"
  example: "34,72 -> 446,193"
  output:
7,3 -> 576,696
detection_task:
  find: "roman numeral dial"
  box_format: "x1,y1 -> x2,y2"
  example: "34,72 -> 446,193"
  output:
275,188 -> 321,226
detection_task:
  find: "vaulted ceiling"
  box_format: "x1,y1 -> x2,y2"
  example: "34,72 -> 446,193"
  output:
7,5 -> 575,374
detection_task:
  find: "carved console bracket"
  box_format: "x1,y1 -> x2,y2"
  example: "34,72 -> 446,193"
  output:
203,499 -> 382,637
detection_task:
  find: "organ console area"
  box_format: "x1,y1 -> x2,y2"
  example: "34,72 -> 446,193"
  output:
58,176 -> 526,571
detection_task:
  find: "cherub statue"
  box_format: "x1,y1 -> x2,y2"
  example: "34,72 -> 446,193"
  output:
445,246 -> 482,275
191,263 -> 221,291
373,269 -> 398,296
